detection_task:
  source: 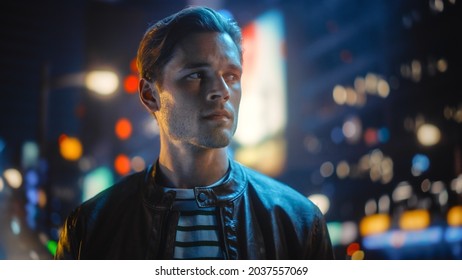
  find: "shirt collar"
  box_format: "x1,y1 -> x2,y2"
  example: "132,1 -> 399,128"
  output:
143,160 -> 248,208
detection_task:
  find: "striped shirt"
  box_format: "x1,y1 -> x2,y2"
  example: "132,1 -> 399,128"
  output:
163,174 -> 228,260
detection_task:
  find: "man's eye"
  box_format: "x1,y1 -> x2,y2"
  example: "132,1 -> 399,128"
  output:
224,73 -> 240,83
186,72 -> 203,80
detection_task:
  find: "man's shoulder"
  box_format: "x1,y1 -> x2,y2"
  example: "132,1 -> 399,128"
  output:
237,162 -> 318,211
77,168 -> 148,215
239,163 -> 289,189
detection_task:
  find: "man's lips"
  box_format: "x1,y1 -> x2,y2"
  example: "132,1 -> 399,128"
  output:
203,110 -> 232,120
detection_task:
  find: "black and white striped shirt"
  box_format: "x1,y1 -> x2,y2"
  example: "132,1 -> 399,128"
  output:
163,174 -> 228,259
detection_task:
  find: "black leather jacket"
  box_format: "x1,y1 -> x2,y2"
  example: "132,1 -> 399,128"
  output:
55,160 -> 334,259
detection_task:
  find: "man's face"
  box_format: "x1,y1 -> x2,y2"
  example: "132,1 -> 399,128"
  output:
155,32 -> 242,149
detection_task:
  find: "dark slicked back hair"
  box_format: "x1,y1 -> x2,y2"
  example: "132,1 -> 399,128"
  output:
136,6 -> 242,85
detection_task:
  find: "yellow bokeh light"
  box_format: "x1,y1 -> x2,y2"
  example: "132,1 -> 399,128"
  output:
377,79 -> 390,98
359,213 -> 391,236
351,250 -> 365,260
345,87 -> 358,106
447,206 -> 462,226
399,209 -> 430,230
333,85 -> 347,105
59,136 -> 83,161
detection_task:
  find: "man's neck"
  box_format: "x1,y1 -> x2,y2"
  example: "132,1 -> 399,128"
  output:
157,143 -> 230,189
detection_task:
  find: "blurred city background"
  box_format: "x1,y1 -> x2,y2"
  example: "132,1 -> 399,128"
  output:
0,0 -> 461,260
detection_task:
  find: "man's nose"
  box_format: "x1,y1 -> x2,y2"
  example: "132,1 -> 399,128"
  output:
207,74 -> 230,101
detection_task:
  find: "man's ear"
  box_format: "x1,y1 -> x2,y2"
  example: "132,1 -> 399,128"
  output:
139,78 -> 159,112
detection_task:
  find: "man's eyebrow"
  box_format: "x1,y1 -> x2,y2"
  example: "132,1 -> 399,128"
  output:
181,62 -> 242,72
182,62 -> 210,69
228,64 -> 243,72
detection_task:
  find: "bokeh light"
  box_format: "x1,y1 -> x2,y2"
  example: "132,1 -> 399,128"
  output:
351,250 -> 365,260
304,135 -> 322,153
131,156 -> 146,172
308,194 -> 330,215
59,135 -> 83,161
333,85 -> 347,105
359,214 -> 391,236
399,209 -> 431,230
378,195 -> 390,213
451,175 -> 462,194
377,127 -> 390,143
82,166 -> 114,202
320,161 -> 334,178
447,206 -> 462,226
115,118 -> 133,140
3,168 -> 23,189
10,217 -> 21,235
123,74 -> 138,94
114,154 -> 131,176
437,58 -> 448,72
417,123 -> 441,146
412,154 -> 430,176
364,128 -> 378,146
85,70 -> 119,95
342,116 -> 362,144
347,242 -> 360,256
336,161 -> 350,179
365,199 -> 377,216
392,181 -> 413,202
21,141 -> 39,168
38,189 -> 47,208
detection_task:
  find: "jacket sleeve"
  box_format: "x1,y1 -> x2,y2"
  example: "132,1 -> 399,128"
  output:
310,210 -> 335,259
54,208 -> 82,260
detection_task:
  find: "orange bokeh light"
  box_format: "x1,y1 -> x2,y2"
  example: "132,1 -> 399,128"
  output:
359,213 -> 391,236
59,136 -> 83,161
115,118 -> 132,140
399,209 -> 430,230
124,75 -> 139,94
447,206 -> 462,226
114,154 -> 131,175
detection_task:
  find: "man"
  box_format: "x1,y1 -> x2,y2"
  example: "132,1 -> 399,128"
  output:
55,6 -> 334,260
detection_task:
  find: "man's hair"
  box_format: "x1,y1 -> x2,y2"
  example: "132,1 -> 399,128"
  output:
136,6 -> 242,84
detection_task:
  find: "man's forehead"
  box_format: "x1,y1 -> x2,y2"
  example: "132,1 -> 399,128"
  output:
169,32 -> 241,68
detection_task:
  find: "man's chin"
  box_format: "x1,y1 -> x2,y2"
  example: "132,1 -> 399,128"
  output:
197,133 -> 233,149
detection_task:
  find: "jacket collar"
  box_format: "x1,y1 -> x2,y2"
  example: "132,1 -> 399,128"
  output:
143,159 -> 248,208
